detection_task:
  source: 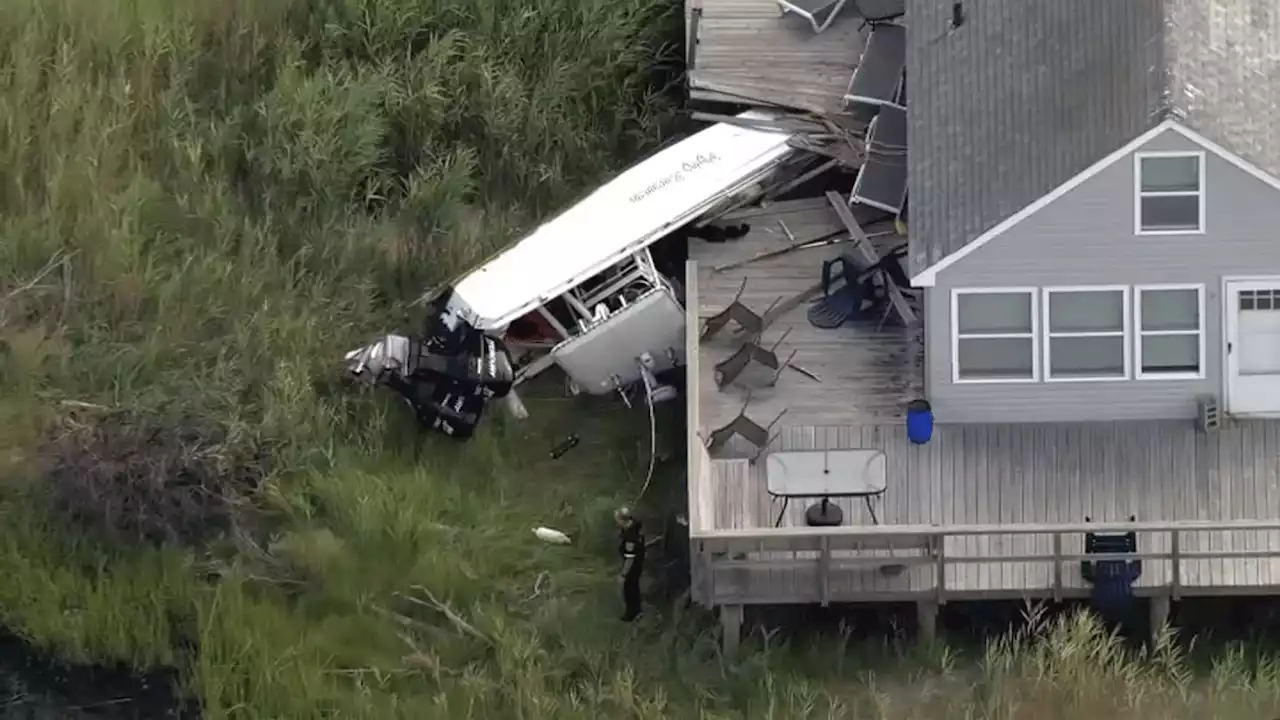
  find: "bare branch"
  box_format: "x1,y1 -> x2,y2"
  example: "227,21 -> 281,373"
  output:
1,250 -> 73,308
398,585 -> 492,645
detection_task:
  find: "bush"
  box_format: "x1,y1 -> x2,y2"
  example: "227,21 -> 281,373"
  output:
45,410 -> 272,548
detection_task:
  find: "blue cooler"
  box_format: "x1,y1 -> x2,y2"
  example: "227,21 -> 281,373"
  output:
906,399 -> 933,445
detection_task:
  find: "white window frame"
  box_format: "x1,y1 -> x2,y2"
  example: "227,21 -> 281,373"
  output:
1134,151 -> 1206,235
1042,285 -> 1132,382
1134,283 -> 1206,380
950,287 -> 1040,384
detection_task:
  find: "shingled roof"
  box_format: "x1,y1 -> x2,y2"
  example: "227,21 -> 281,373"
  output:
906,0 -> 1280,279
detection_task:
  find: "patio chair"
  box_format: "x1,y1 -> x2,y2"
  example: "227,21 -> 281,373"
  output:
713,328 -> 796,389
850,103 -> 909,215
808,254 -> 874,329
777,0 -> 848,34
843,23 -> 907,110
704,392 -> 787,462
701,278 -> 781,342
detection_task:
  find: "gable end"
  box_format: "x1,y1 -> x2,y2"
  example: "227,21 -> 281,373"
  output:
910,120 -> 1280,287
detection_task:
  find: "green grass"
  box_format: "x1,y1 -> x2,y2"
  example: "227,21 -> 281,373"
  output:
4,0 -> 1280,718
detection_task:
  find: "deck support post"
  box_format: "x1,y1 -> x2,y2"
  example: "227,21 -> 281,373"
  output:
916,599 -> 938,643
720,604 -> 743,658
1148,594 -> 1172,647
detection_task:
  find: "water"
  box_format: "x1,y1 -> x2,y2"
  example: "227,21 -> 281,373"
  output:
0,629 -> 199,719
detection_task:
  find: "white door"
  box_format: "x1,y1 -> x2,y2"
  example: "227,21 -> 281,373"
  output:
1226,280 -> 1280,415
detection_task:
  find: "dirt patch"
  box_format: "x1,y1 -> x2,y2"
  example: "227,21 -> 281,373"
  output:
44,410 -> 273,549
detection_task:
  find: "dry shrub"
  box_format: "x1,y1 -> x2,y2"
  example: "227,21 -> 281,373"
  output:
45,411 -> 273,548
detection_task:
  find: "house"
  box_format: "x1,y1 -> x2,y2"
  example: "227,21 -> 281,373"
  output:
683,0 -> 1280,655
908,0 -> 1280,422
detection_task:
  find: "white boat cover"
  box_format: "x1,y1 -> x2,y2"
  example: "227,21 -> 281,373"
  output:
447,110 -> 797,329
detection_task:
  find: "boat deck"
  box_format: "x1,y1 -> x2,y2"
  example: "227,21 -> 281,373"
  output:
687,0 -> 867,114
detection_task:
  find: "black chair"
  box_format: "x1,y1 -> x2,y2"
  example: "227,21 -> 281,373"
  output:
808,254 -> 875,329
704,392 -> 787,463
702,278 -> 781,342
714,328 -> 795,389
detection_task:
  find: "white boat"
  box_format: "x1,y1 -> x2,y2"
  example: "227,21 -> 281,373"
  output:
434,110 -> 808,406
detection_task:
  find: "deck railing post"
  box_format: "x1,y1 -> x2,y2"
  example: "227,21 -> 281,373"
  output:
702,543 -> 716,604
933,531 -> 946,604
1051,532 -> 1063,601
1170,530 -> 1181,600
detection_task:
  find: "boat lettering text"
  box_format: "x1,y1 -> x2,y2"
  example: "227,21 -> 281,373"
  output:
628,153 -> 722,203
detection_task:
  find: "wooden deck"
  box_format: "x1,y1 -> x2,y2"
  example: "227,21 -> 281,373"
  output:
692,198 -> 923,436
699,422 -> 1280,603
686,0 -> 867,114
685,202 -> 1280,606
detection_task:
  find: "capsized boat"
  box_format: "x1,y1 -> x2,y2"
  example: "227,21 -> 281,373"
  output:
347,109 -> 818,436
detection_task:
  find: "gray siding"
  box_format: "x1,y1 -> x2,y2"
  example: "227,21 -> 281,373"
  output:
927,127 -> 1280,423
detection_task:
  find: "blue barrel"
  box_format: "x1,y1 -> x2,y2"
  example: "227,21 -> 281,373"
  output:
906,399 -> 933,445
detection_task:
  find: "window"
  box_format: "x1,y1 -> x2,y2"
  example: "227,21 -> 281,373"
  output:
952,289 -> 1038,382
1044,287 -> 1129,380
1135,152 -> 1204,234
1136,285 -> 1204,379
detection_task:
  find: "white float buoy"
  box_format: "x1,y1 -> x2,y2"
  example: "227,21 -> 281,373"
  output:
533,527 -> 571,545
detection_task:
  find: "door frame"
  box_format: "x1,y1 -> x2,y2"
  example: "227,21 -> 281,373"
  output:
1222,275 -> 1280,416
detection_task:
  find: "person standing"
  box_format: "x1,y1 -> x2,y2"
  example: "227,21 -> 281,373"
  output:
615,506 -> 645,622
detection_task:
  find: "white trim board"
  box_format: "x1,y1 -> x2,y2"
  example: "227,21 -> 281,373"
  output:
911,120 -> 1280,287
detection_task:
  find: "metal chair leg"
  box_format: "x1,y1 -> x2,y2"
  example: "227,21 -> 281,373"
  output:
864,495 -> 880,525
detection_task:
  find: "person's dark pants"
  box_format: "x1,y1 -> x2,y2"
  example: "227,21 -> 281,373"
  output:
621,569 -> 642,620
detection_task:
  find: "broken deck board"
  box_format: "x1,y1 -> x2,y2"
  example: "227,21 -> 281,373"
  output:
692,200 -> 921,432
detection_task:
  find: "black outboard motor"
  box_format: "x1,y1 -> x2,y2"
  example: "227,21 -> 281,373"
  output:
344,288 -> 514,441
424,287 -> 471,356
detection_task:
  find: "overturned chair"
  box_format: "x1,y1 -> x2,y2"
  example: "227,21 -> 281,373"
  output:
714,327 -> 796,389
808,245 -> 914,329
701,278 -> 781,343
705,391 -> 787,463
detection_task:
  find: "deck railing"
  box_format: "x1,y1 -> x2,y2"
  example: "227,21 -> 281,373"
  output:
690,520 -> 1280,606
684,260 -> 715,536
